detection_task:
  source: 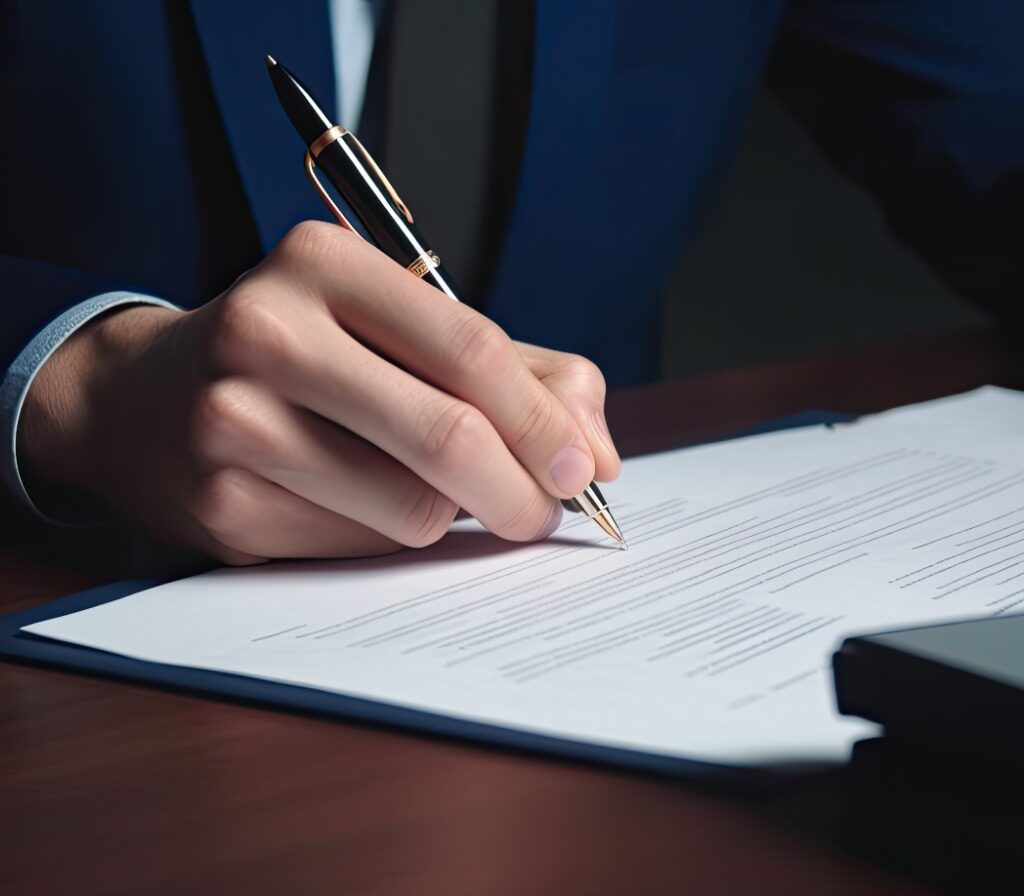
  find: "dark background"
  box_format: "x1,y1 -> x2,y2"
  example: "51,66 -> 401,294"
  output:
660,92 -> 987,377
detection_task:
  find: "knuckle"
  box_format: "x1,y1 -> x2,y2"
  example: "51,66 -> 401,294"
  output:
189,379 -> 264,465
277,219 -> 359,270
419,402 -> 490,472
192,469 -> 250,540
210,289 -> 289,371
567,353 -> 605,396
278,220 -> 334,262
399,486 -> 459,548
508,390 -> 559,454
448,317 -> 512,382
496,490 -> 553,542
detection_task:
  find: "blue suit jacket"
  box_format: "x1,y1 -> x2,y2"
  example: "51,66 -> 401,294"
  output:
2,0 -> 1023,387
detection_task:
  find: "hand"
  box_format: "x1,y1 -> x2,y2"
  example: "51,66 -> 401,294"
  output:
19,222 -> 620,564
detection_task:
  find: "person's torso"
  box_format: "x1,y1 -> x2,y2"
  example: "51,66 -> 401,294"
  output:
0,0 -> 781,384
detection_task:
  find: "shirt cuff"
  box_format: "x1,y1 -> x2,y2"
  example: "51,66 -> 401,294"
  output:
0,291 -> 181,524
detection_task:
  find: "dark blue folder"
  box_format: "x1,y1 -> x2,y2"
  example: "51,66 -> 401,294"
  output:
0,411 -> 853,784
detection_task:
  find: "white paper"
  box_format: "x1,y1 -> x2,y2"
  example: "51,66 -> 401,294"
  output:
25,394 -> 1024,768
859,385 -> 1024,433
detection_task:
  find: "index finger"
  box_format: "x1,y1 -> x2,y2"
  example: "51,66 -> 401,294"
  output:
288,225 -> 598,500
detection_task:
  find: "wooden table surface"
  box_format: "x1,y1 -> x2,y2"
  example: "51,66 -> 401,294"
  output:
2,329 -> 1021,895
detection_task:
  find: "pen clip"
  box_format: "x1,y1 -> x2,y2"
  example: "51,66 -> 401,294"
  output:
346,131 -> 415,224
303,150 -> 363,237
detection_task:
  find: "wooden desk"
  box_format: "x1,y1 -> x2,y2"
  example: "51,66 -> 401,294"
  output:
2,330 -> 1019,895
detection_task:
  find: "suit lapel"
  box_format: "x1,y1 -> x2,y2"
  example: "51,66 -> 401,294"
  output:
188,0 -> 335,251
503,0 -> 616,217
485,0 -> 616,315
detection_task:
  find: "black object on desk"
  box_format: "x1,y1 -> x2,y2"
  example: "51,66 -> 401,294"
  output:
834,614 -> 1024,764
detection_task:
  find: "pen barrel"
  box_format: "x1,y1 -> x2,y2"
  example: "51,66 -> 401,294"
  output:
314,136 -> 461,300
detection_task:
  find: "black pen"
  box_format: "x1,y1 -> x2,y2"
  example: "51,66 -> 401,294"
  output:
266,56 -> 625,547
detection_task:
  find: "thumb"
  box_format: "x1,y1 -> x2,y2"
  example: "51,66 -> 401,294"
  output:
516,342 -> 621,483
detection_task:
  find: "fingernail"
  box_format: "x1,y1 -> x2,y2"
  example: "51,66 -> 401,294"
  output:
548,445 -> 592,495
539,501 -> 563,538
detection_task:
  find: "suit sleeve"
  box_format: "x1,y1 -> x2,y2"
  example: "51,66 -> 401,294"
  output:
768,0 -> 1024,324
0,254 -> 133,374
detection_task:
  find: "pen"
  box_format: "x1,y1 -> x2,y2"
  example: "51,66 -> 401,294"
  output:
266,56 -> 625,547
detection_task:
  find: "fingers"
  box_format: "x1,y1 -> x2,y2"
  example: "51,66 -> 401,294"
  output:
190,467 -> 401,561
270,222 -> 597,500
189,377 -> 459,549
197,221 -> 618,547
515,341 -> 621,482
263,323 -> 564,542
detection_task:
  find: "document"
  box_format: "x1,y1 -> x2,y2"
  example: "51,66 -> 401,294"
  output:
24,391 -> 1024,767
863,385 -> 1024,433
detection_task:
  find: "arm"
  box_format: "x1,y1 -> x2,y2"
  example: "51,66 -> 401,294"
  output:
17,223 -> 621,563
0,253 -> 174,518
2,287 -> 179,520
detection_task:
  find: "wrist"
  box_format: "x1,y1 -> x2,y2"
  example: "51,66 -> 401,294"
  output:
18,304 -> 183,514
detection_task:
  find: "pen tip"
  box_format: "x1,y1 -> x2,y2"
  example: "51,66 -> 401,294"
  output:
265,54 -> 278,68
591,507 -> 626,547
618,539 -> 629,551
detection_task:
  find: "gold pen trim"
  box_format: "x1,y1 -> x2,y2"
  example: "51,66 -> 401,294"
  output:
564,483 -> 626,546
303,150 -> 361,235
407,251 -> 441,278
309,125 -> 348,158
308,125 -> 414,224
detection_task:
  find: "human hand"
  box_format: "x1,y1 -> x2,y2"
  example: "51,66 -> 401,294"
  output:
19,222 -> 620,563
